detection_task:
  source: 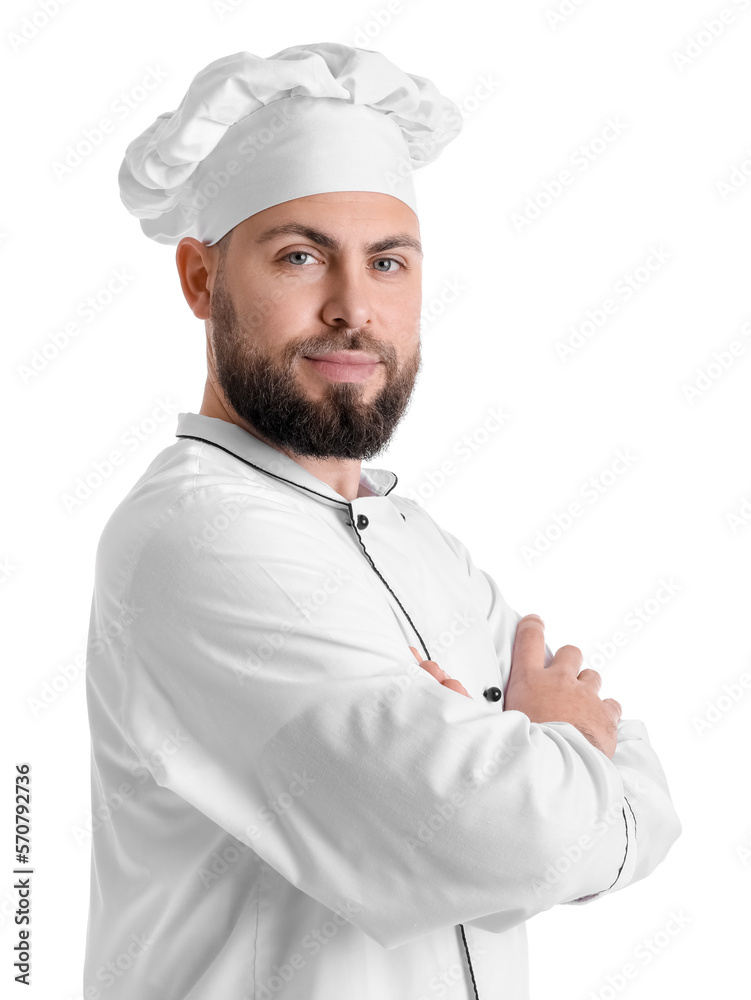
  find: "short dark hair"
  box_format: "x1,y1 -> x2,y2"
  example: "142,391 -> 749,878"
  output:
214,227 -> 234,262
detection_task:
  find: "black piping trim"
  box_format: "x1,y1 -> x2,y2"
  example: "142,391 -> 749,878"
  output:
624,794 -> 637,838
175,433 -> 399,501
349,505 -> 431,660
605,804 -> 630,892
177,431 -> 475,996
569,798 -> 632,904
459,924 -> 481,999
349,507 -> 480,1000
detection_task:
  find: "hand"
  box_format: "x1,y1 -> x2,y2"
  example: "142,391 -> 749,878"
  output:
409,646 -> 472,698
504,615 -> 622,759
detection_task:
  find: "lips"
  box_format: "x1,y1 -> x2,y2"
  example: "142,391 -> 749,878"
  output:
303,351 -> 382,384
303,351 -> 381,365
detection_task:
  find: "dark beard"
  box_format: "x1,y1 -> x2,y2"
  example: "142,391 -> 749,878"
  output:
208,267 -> 422,461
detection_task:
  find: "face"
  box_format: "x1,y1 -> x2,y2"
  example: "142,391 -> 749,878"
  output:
204,191 -> 423,460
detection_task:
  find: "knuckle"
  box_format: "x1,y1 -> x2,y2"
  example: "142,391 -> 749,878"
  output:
557,643 -> 583,659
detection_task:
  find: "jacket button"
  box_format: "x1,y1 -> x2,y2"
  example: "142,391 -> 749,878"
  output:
356,514 -> 369,529
483,686 -> 502,702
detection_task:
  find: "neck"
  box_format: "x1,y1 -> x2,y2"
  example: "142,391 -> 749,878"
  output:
198,382 -> 367,502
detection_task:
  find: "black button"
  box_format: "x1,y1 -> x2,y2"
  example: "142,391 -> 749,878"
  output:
483,686 -> 502,702
356,514 -> 369,529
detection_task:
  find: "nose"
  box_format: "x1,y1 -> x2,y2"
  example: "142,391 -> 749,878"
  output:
320,262 -> 374,330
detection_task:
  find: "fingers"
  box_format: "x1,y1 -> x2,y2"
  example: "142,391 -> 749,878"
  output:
408,646 -> 471,697
511,614 -> 546,674
410,646 -> 449,682
442,677 -> 471,698
603,697 -> 622,722
576,667 -> 602,692
420,658 -> 448,684
551,643 -> 583,671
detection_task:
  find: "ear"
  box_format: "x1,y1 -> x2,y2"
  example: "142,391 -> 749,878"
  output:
175,238 -> 216,320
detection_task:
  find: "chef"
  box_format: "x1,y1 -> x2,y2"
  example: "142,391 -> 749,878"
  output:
83,41 -> 682,1000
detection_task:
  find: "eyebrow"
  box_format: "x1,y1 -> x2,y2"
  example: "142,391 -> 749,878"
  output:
253,222 -> 423,258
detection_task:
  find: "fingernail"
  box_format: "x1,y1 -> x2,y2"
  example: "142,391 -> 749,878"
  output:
524,614 -> 544,626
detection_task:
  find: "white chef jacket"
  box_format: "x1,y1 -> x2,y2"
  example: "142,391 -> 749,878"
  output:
83,410 -> 681,1000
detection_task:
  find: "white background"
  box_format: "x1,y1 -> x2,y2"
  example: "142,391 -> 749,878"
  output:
3,0 -> 750,997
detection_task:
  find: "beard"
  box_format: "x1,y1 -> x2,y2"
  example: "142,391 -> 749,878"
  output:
208,265 -> 422,461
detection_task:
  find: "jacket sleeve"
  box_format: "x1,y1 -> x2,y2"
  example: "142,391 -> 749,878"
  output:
118,487 -> 679,950
433,522 -> 682,929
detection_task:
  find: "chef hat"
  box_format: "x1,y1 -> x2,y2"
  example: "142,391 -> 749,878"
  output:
118,41 -> 463,246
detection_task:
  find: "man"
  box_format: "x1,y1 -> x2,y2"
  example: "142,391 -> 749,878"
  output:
84,42 -> 681,1000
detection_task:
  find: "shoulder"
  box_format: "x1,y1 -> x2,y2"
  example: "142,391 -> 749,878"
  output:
94,440 -> 314,594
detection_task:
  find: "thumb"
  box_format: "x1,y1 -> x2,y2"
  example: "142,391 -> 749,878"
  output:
511,615 -> 547,675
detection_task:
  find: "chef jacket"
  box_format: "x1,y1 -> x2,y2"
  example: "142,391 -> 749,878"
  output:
83,410 -> 682,1000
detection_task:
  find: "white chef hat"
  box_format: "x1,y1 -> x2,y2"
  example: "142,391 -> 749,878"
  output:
118,41 -> 463,246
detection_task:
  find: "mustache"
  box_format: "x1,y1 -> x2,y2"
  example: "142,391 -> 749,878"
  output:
291,333 -> 393,364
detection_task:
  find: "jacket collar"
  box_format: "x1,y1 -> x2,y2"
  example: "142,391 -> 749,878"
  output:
175,411 -> 398,506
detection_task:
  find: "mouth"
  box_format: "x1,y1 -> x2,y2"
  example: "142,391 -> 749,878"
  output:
302,351 -> 382,384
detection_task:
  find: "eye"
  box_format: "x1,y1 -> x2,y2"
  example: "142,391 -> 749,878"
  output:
372,258 -> 404,272
281,251 -> 319,266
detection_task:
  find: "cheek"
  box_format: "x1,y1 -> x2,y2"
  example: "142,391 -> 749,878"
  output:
397,296 -> 423,339
384,283 -> 421,324
237,283 -> 307,337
